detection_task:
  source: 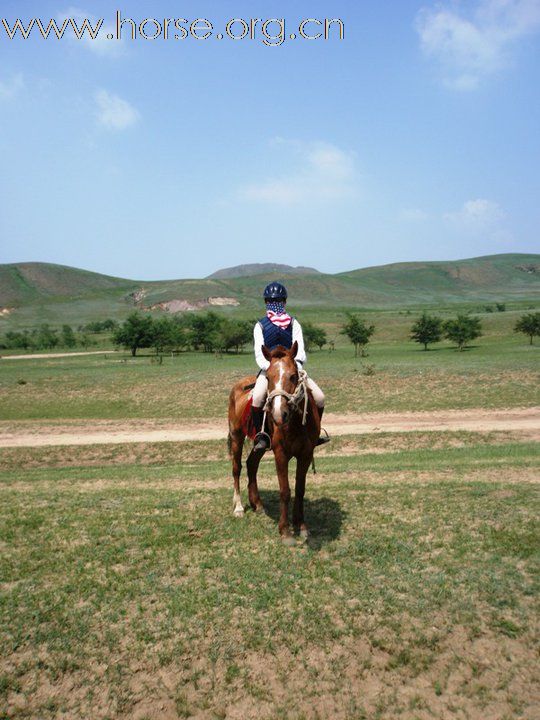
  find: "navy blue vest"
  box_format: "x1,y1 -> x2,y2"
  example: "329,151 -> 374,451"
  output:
259,316 -> 293,350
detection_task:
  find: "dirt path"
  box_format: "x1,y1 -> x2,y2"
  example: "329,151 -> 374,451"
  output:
0,408 -> 538,448
1,350 -> 116,360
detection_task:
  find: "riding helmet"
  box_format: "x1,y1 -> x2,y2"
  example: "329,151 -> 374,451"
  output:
263,281 -> 288,301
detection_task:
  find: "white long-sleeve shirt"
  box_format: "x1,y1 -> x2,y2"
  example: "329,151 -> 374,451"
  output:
253,318 -> 307,371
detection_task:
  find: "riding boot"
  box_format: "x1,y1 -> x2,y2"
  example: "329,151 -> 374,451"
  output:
316,406 -> 330,446
251,406 -> 270,452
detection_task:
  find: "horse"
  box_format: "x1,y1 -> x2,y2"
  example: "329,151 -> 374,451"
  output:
227,340 -> 321,545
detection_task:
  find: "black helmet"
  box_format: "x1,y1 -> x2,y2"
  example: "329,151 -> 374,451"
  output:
263,281 -> 288,301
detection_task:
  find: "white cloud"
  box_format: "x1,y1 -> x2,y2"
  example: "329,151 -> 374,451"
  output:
0,73 -> 24,100
94,89 -> 139,130
238,140 -> 359,205
444,198 -> 505,229
59,7 -> 125,57
416,0 -> 540,89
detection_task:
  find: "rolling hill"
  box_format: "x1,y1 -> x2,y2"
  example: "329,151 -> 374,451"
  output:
207,263 -> 320,279
0,254 -> 538,329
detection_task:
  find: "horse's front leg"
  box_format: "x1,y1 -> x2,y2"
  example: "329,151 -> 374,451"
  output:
230,430 -> 245,517
246,447 -> 265,514
274,447 -> 294,544
293,454 -> 312,541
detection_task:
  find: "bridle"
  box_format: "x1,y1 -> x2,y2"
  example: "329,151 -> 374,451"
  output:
263,367 -> 309,427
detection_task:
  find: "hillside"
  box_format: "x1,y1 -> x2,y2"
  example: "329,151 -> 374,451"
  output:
207,263 -> 320,279
0,263 -> 136,306
0,254 -> 538,329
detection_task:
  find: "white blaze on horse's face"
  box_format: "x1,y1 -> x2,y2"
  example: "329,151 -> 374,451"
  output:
271,360 -> 288,425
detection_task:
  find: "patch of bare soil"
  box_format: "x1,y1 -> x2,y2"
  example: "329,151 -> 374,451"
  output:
3,622 -> 538,720
0,430 -> 535,472
0,407 -> 538,448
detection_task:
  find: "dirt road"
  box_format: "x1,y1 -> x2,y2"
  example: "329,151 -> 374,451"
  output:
1,407 -> 538,448
1,350 -> 116,360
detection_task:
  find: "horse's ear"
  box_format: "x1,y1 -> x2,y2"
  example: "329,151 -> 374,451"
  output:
290,341 -> 298,358
262,345 -> 272,361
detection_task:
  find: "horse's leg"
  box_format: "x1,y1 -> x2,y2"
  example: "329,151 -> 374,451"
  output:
230,430 -> 245,517
246,447 -> 265,513
293,454 -> 312,541
274,447 -> 295,544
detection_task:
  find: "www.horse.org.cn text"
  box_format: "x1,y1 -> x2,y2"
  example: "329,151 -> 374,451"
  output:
1,13 -> 345,46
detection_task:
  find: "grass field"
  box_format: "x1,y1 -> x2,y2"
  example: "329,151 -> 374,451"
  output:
1,432 -> 538,719
1,325 -> 538,422
1,295 -> 539,719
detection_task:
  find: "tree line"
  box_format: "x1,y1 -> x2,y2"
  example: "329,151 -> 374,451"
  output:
341,311 -> 540,354
408,311 -> 540,350
2,309 -> 538,355
112,312 -> 329,356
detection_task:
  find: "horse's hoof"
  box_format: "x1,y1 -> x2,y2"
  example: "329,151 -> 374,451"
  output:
255,505 -> 266,515
281,535 -> 297,547
233,508 -> 244,518
299,529 -> 309,542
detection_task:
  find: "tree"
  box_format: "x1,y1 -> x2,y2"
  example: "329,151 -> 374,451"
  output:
443,314 -> 482,351
36,324 -> 59,350
150,316 -> 175,355
188,312 -> 223,352
219,319 -> 252,354
410,312 -> 443,351
113,312 -> 154,356
61,324 -> 77,349
83,318 -> 119,333
514,312 -> 540,345
303,321 -> 327,351
79,333 -> 94,350
4,330 -> 33,350
168,317 -> 188,353
340,314 -> 375,357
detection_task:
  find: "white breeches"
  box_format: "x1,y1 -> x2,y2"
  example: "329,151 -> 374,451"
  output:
252,371 -> 325,409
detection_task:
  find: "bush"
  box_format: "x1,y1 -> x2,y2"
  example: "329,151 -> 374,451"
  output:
61,325 -> 77,349
82,319 -> 119,333
303,321 -> 327,351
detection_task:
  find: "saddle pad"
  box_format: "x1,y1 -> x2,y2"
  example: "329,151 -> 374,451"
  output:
241,396 -> 257,440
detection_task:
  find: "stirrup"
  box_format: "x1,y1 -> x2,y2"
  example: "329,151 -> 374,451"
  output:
253,431 -> 271,452
316,428 -> 331,446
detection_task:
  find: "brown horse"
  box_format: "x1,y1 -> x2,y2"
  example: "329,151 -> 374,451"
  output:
227,341 -> 321,544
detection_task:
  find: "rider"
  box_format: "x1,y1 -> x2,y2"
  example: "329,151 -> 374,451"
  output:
251,281 -> 329,452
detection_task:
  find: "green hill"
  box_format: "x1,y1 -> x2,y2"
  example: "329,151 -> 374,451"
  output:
0,254 -> 538,329
0,263 -> 136,306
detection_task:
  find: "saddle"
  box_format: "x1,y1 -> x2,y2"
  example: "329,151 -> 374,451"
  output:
241,396 -> 257,439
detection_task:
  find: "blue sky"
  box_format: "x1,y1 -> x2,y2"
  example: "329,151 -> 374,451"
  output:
1,0 -> 539,279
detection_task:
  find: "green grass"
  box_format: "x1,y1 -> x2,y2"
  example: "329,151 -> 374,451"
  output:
1,329 -> 538,421
0,437 -> 538,719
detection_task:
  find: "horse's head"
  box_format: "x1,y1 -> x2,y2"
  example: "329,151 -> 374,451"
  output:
262,341 -> 299,426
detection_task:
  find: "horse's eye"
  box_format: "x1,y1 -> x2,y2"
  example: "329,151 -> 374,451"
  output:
290,374 -> 298,384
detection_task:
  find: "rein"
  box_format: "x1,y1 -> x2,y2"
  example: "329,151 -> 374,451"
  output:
263,368 -> 309,427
